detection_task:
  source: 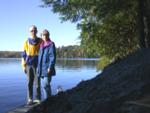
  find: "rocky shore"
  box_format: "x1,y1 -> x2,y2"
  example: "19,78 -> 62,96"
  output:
8,48 -> 150,113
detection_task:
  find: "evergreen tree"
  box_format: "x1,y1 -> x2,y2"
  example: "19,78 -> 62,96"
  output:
41,0 -> 150,68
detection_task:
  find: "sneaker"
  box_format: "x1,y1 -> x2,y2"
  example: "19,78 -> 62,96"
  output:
34,99 -> 41,104
57,85 -> 63,94
27,99 -> 33,105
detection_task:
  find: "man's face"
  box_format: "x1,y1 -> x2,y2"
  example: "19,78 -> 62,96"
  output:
29,26 -> 37,38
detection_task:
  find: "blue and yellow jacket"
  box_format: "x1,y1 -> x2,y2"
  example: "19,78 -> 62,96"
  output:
21,37 -> 42,70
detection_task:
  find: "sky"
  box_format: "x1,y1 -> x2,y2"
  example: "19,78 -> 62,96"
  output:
0,0 -> 80,51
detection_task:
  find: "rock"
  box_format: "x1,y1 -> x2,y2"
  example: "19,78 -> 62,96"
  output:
7,104 -> 38,113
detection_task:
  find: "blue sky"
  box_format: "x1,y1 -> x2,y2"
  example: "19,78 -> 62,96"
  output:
0,0 -> 80,51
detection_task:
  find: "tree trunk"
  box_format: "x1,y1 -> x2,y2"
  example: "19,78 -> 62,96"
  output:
138,0 -> 146,48
144,0 -> 150,47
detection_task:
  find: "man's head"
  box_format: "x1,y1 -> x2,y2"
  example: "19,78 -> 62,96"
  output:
29,25 -> 37,38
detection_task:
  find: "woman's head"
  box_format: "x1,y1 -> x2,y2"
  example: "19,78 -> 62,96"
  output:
42,29 -> 50,41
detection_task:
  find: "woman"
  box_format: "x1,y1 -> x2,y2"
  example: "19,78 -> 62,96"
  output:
37,29 -> 56,99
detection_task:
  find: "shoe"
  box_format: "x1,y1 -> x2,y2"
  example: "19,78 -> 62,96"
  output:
57,85 -> 63,94
27,99 -> 33,105
34,99 -> 41,104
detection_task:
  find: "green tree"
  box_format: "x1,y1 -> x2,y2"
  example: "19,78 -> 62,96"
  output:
41,0 -> 150,68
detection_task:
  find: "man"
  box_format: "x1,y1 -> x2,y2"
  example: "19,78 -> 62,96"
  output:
21,25 -> 42,105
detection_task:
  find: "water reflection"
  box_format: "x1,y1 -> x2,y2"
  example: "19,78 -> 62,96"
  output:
0,58 -> 20,63
56,58 -> 98,69
0,58 -> 99,113
0,58 -> 98,70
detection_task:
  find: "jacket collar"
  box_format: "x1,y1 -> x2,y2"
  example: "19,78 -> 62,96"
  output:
40,39 -> 53,49
28,37 -> 40,45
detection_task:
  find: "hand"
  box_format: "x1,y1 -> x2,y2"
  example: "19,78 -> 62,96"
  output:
24,68 -> 27,74
47,68 -> 51,75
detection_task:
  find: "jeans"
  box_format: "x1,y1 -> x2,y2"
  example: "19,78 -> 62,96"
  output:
41,76 -> 52,99
26,65 -> 41,100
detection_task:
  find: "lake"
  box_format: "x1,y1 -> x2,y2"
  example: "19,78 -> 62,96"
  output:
0,58 -> 100,113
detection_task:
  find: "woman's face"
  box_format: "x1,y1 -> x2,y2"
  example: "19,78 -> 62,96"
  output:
42,34 -> 48,41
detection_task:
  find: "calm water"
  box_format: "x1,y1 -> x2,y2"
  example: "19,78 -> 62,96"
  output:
0,58 -> 100,113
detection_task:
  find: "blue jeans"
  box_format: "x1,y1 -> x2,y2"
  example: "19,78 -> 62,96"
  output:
41,76 -> 52,99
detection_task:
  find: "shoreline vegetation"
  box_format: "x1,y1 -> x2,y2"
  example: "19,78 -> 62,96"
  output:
0,45 -> 100,58
0,51 -> 22,58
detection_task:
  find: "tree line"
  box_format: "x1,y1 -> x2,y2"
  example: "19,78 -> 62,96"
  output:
0,45 -> 100,58
57,45 -> 99,58
0,51 -> 22,58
